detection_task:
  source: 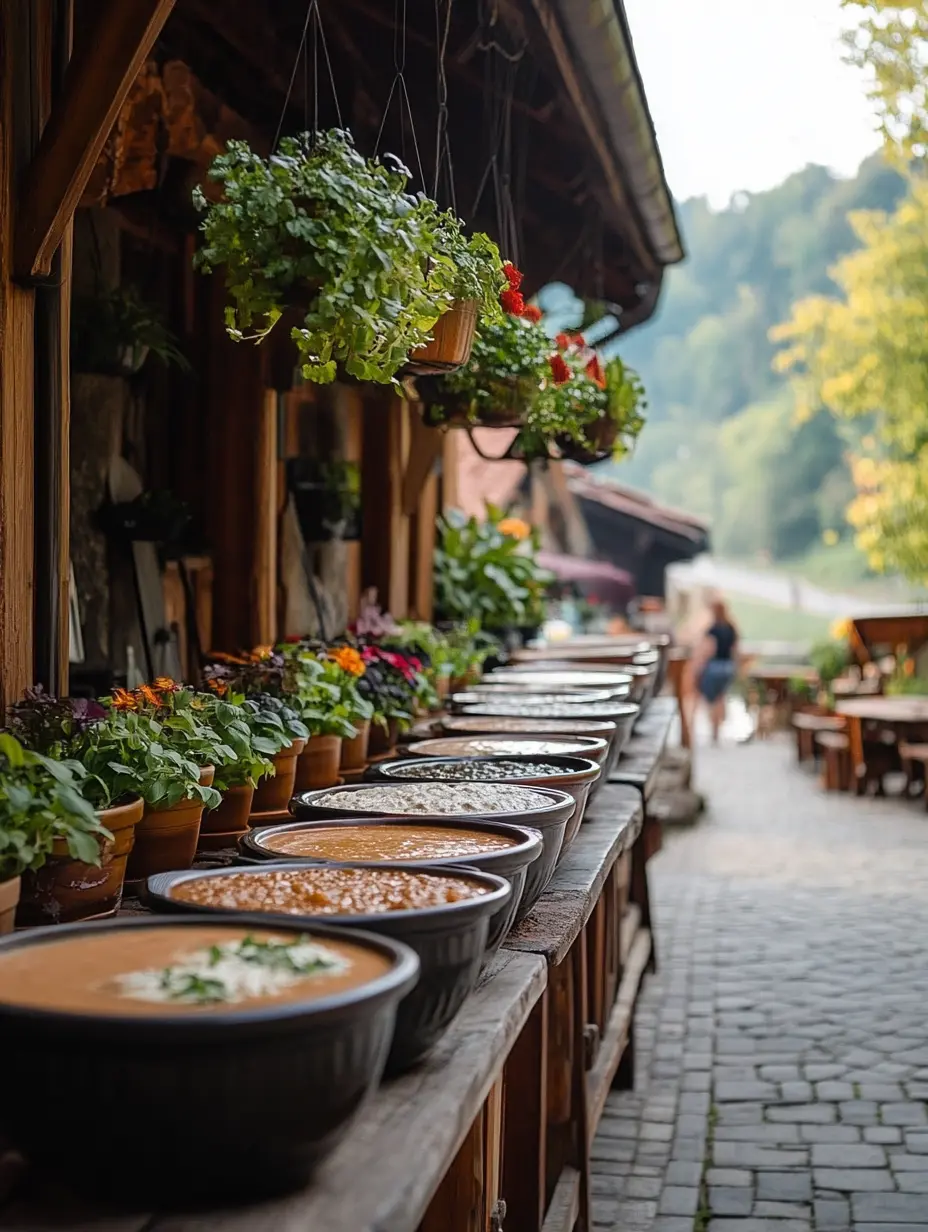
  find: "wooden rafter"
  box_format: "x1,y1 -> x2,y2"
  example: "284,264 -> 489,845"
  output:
13,0 -> 177,282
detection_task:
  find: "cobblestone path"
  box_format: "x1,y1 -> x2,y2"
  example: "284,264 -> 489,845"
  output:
593,737 -> 928,1232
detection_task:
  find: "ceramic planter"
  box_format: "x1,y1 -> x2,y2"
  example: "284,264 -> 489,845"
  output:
367,719 -> 398,759
251,739 -> 306,814
294,735 -> 343,793
406,299 -> 478,375
0,877 -> 20,935
201,784 -> 254,837
17,797 -> 144,926
340,719 -> 371,772
125,768 -> 214,883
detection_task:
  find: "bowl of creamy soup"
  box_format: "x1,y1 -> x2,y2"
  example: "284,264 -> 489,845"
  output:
242,816 -> 543,931
290,781 -> 575,910
0,915 -> 418,1202
145,863 -> 509,1074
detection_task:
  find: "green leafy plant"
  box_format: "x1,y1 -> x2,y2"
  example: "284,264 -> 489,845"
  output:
239,694 -> 310,748
193,130 -> 503,386
192,693 -> 274,792
808,637 -> 851,685
430,217 -> 506,316
0,733 -> 111,881
282,651 -> 362,739
434,506 -> 552,630
71,285 -> 189,376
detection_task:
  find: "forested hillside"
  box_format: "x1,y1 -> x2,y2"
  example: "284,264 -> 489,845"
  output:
606,155 -> 905,565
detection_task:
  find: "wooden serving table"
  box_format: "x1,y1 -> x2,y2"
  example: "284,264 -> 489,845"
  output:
2,748 -> 666,1232
836,696 -> 928,796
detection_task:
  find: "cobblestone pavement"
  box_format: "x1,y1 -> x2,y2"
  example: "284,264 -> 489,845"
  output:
592,736 -> 928,1232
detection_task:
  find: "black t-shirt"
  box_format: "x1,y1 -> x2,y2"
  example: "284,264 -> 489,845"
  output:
707,621 -> 736,662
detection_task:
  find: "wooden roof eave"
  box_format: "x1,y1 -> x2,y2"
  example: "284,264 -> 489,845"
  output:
532,0 -> 683,278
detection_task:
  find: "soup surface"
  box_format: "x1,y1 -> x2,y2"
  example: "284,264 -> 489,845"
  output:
173,866 -> 488,914
263,822 -> 517,861
384,760 -> 571,782
413,737 -> 599,758
466,702 -> 631,718
0,926 -> 390,1016
313,782 -> 553,814
443,716 -> 614,736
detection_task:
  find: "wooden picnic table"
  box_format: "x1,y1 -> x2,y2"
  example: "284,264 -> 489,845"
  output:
0,746 -> 666,1232
836,696 -> 928,796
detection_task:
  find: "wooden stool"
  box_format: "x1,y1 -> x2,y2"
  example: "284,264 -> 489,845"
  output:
899,741 -> 928,808
793,712 -> 844,765
817,731 -> 851,791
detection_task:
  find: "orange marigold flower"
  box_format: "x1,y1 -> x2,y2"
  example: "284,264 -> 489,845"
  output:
329,646 -> 366,677
521,304 -> 542,323
502,262 -> 523,291
111,687 -> 137,712
498,517 -> 531,540
206,678 -> 228,697
549,353 -> 572,385
585,355 -> 607,389
210,650 -> 250,667
249,645 -> 273,662
154,676 -> 179,692
500,288 -> 525,316
137,684 -> 163,708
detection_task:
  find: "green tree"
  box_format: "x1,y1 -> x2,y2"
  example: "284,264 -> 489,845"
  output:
772,180 -> 928,580
842,0 -> 928,161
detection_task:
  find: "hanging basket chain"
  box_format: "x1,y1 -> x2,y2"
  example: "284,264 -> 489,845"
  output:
432,0 -> 457,212
272,0 -> 343,153
375,0 -> 427,189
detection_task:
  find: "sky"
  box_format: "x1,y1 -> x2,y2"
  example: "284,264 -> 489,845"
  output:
625,0 -> 882,207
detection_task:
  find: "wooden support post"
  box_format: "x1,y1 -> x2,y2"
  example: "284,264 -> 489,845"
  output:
360,394 -> 410,617
254,391 -> 278,645
14,0 -> 177,281
501,992 -> 548,1232
419,1103 -> 485,1232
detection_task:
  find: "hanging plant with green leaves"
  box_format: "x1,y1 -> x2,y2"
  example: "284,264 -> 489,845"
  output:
193,129 -> 505,386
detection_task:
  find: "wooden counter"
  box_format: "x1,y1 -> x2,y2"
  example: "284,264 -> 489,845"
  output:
2,712 -> 669,1232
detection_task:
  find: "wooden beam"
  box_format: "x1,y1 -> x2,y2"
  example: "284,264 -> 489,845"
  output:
253,391 -> 278,646
14,0 -> 177,282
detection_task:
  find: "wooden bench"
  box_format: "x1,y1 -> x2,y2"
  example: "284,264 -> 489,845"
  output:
899,741 -> 928,808
816,730 -> 851,792
792,711 -> 844,764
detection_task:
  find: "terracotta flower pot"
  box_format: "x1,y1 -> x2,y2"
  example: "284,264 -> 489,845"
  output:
340,719 -> 371,772
201,784 -> 255,837
294,735 -> 343,792
125,767 -> 214,883
435,675 -> 450,703
0,877 -> 21,935
406,299 -> 478,375
368,718 -> 399,759
251,739 -> 306,814
17,796 -> 144,927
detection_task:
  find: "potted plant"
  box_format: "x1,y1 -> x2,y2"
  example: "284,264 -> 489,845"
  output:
71,284 -> 189,377
406,226 -> 505,373
5,690 -> 143,923
194,693 -> 276,842
80,684 -> 221,882
0,732 -> 111,931
424,269 -> 546,426
193,130 -> 503,387
434,506 -> 552,636
549,341 -> 647,464
283,646 -> 373,787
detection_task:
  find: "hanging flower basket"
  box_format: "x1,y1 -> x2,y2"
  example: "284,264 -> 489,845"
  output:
556,416 -> 619,465
421,373 -> 534,430
406,300 -> 479,375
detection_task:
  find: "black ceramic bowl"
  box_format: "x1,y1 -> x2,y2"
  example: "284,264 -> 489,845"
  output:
241,816 -> 542,943
458,700 -> 639,777
0,914 -> 418,1203
146,863 -> 509,1075
449,685 -> 630,714
486,668 -> 635,693
290,781 -> 575,912
368,755 -> 601,853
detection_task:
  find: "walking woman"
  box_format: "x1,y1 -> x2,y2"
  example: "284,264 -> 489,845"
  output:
693,597 -> 739,744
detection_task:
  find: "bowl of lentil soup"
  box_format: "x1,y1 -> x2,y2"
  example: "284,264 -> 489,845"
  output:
145,863 -> 508,1072
242,816 -> 543,932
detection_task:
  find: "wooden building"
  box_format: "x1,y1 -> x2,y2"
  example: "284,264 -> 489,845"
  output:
0,0 -> 682,709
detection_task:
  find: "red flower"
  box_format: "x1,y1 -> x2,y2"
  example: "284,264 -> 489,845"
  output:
585,355 -> 607,389
556,331 -> 586,351
502,262 -> 523,291
521,304 -> 542,323
283,634 -> 303,644
500,288 -> 525,316
549,353 -> 572,385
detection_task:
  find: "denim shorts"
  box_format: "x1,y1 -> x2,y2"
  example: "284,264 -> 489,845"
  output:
699,659 -> 735,703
